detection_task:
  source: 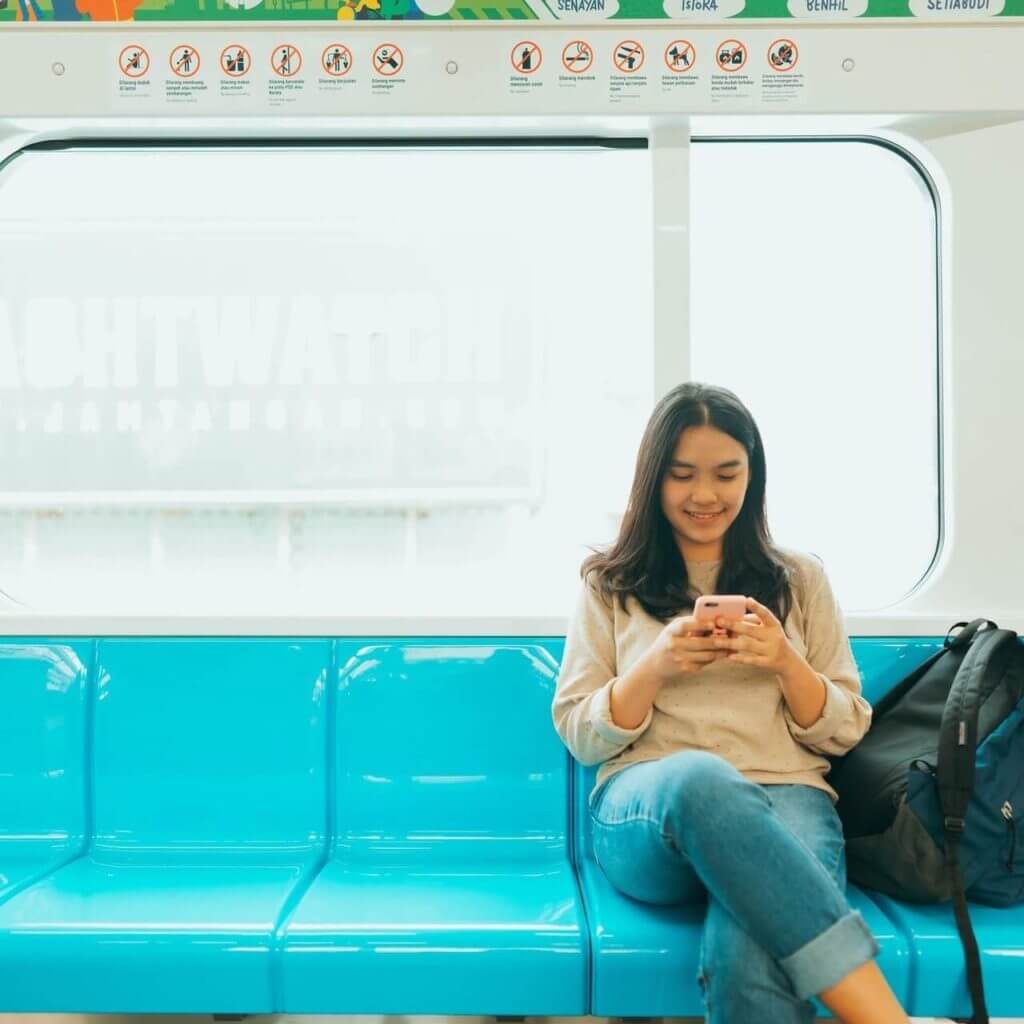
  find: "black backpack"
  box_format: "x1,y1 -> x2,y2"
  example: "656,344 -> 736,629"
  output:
827,619 -> 1024,1024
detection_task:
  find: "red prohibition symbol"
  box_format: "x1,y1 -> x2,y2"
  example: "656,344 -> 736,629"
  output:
221,45 -> 251,78
169,45 -> 200,78
511,41 -> 542,75
271,44 -> 302,78
561,40 -> 593,74
613,39 -> 644,73
373,43 -> 404,76
664,39 -> 695,74
322,43 -> 353,77
767,38 -> 799,72
715,39 -> 747,73
119,44 -> 150,78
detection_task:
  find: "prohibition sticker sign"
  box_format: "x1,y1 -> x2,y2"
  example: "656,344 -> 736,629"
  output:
272,44 -> 302,78
767,38 -> 799,72
664,39 -> 695,74
613,40 -> 644,74
373,43 -> 404,76
715,39 -> 747,72
119,45 -> 149,78
221,45 -> 251,77
322,43 -> 353,77
511,41 -> 541,75
169,45 -> 200,78
561,40 -> 593,75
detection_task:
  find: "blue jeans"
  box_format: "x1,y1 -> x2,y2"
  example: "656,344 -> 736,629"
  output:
589,750 -> 881,1023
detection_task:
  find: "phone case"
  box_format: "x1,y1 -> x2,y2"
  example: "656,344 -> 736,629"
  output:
694,594 -> 748,623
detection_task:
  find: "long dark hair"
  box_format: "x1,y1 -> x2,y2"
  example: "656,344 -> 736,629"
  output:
581,382 -> 796,624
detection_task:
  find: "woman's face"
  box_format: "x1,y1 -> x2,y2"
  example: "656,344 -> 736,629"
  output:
660,424 -> 750,562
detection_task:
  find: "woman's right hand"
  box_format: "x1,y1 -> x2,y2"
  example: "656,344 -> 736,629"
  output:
647,614 -> 727,684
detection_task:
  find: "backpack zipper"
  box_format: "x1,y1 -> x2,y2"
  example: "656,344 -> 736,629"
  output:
1002,801 -> 1017,871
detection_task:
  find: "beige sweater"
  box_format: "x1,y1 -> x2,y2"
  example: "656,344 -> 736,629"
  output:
552,548 -> 872,809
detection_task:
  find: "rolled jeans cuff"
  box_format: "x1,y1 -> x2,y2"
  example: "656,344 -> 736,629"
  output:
778,909 -> 881,1001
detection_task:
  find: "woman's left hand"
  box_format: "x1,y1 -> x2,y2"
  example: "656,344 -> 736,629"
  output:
713,597 -> 799,674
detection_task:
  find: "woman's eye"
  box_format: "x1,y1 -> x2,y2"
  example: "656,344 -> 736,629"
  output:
672,475 -> 738,482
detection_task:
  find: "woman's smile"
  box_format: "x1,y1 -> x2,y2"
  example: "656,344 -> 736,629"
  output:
686,510 -> 724,524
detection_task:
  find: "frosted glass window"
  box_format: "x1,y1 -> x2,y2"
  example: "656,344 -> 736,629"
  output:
0,144 -> 653,615
691,140 -> 939,612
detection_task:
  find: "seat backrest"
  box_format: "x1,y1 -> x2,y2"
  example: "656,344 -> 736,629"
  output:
91,639 -> 330,854
573,637 -> 947,865
0,640 -> 91,850
852,637 -> 945,705
333,639 -> 568,864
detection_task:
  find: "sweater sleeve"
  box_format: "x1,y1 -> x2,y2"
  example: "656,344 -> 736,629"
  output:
782,558 -> 873,756
552,578 -> 654,767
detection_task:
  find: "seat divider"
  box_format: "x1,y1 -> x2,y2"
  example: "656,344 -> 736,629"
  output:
268,637 -> 338,1012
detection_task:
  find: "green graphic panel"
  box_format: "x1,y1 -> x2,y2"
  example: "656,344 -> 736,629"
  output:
0,0 -> 538,20
734,0 -> 793,16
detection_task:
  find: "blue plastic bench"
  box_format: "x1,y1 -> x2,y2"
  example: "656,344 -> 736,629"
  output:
278,640 -> 588,1015
848,640 -> 1024,1020
576,637 -> 1024,1021
0,642 -> 91,904
0,633 -> 1020,1017
0,639 -> 330,1013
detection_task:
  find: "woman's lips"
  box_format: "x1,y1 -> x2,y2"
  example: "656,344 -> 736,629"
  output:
686,510 -> 723,523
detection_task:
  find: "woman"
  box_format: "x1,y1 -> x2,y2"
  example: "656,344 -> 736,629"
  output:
552,382 -> 910,1024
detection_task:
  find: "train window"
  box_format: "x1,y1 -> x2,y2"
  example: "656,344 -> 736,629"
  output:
0,143 -> 653,615
691,140 -> 940,612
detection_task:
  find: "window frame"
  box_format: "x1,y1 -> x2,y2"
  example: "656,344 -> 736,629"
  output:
683,133 -> 945,610
0,129 -> 944,620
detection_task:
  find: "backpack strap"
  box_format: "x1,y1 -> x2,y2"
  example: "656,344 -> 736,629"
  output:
945,619 -> 1000,651
858,619 -> 995,725
943,828 -> 989,1024
938,622 -> 1001,1024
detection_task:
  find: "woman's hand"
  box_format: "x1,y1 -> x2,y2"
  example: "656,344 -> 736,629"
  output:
714,597 -> 799,674
647,614 -> 729,684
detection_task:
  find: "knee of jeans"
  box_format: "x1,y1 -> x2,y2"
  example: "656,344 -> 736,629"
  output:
658,749 -> 753,819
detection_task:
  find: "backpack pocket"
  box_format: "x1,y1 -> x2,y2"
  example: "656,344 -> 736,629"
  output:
967,706 -> 1024,906
844,782 -> 952,904
967,799 -> 1024,906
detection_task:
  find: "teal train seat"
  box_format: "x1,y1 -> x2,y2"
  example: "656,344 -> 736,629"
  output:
0,633 -> 1020,1017
576,637 -> 1024,1020
871,895 -> 1024,1020
848,640 -> 1024,1020
0,643 -> 91,903
278,640 -> 588,1015
0,639 -> 330,1013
